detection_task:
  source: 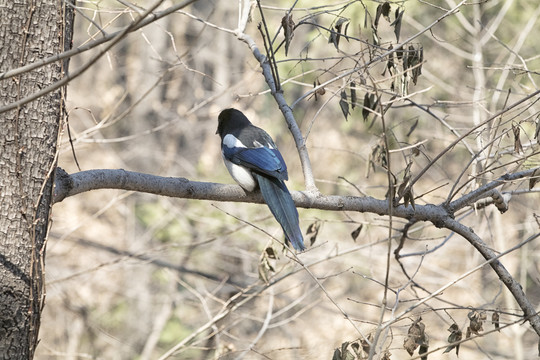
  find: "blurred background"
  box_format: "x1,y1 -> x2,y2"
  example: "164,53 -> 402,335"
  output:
39,0 -> 539,359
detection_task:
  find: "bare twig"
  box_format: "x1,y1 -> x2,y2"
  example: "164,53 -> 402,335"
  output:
0,0 -> 189,114
236,32 -> 317,192
0,0 -> 199,82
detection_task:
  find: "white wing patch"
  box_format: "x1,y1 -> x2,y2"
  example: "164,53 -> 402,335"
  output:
223,134 -> 246,148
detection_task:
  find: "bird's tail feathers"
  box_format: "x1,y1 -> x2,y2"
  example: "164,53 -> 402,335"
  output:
255,174 -> 305,251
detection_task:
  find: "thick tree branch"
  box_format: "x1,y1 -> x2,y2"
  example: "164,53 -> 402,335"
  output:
53,168 -> 448,222
53,166 -> 540,337
54,167 -> 539,219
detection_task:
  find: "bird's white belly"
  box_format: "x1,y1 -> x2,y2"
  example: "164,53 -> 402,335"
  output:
223,157 -> 257,191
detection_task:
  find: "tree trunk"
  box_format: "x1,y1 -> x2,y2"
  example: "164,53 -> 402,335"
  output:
0,1 -> 73,358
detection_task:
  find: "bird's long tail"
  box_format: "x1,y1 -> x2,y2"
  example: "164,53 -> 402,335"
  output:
254,174 -> 305,251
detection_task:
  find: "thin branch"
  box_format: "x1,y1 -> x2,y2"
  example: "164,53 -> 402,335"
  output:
448,167 -> 538,213
0,0 -> 187,114
236,32 -> 317,192
403,89 -> 540,202
0,0 -> 199,82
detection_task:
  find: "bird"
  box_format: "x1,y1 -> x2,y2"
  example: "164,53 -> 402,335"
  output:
216,108 -> 305,251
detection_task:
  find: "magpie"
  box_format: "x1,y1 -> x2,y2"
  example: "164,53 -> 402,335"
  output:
216,108 -> 306,251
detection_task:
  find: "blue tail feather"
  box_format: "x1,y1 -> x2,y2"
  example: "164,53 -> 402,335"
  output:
254,174 -> 305,251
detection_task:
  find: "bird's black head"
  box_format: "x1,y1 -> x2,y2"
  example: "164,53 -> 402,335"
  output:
216,108 -> 252,138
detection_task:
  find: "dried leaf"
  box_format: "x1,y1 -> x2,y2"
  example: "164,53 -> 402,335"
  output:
419,343 -> 428,360
362,93 -> 379,122
329,31 -> 338,50
333,341 -> 357,360
265,246 -> 276,259
444,323 -> 462,355
513,124 -> 524,153
362,92 -> 372,121
391,9 -> 404,41
411,47 -> 423,85
492,311 -> 500,331
330,18 -> 349,50
406,45 -> 423,85
468,310 -> 486,335
306,220 -> 321,246
350,342 -> 360,356
386,45 -> 395,75
529,168 -> 540,190
351,224 -> 363,241
403,336 -> 417,356
404,317 -> 426,356
361,336 -> 371,355
374,3 -> 390,28
340,90 -> 350,120
281,13 -> 295,56
258,247 -> 276,283
313,79 -> 326,101
350,82 -> 357,109
381,2 -> 391,22
403,187 -> 415,209
374,4 -> 383,29
335,17 -> 349,33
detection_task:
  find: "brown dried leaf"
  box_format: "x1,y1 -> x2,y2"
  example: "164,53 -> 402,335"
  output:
329,31 -> 339,50
362,92 -> 372,121
258,248 -> 275,283
381,2 -> 391,22
340,90 -> 350,120
513,124 -> 524,153
374,3 -> 390,28
403,336 -> 417,356
281,13 -> 295,56
492,311 -> 500,331
306,220 -> 321,246
351,224 -> 363,242
404,317 -> 426,355
313,79 -> 326,101
330,18 -> 349,50
374,4 -> 383,29
265,246 -> 276,259
386,45 -> 395,75
529,168 -> 540,190
350,82 -> 357,109
444,323 -> 462,355
419,343 -> 428,360
468,310 -> 485,335
333,341 -> 356,360
391,9 -> 404,41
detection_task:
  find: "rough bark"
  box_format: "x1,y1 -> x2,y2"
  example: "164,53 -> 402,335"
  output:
0,1 -> 73,358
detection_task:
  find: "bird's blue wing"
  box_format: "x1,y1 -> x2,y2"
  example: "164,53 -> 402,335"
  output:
223,146 -> 288,181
